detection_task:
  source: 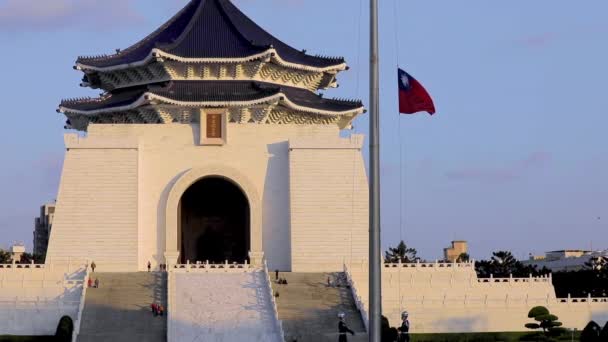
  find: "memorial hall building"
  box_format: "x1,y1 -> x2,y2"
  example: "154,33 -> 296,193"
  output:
1,2 -> 607,340
47,0 -> 369,273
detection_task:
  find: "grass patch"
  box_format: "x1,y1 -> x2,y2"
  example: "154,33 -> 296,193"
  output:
0,337 -> 55,342
410,331 -> 581,342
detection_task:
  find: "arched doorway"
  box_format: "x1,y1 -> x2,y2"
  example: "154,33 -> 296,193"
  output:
179,177 -> 250,263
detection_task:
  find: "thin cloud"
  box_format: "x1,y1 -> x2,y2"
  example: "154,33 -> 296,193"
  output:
517,25 -> 608,49
519,32 -> 558,48
233,0 -> 304,6
445,152 -> 552,183
0,0 -> 143,31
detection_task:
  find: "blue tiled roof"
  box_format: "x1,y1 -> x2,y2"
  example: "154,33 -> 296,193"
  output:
77,0 -> 344,69
60,81 -> 363,113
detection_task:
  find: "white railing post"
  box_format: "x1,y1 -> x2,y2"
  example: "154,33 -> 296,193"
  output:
72,261 -> 89,342
263,261 -> 284,342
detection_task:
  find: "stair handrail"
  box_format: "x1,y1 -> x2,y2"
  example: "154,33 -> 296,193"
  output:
344,263 -> 369,331
263,260 -> 285,342
72,260 -> 90,342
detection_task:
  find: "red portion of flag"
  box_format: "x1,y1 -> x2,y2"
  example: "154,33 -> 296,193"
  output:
398,68 -> 436,115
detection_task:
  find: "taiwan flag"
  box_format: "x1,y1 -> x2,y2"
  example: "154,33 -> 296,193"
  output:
398,68 -> 436,115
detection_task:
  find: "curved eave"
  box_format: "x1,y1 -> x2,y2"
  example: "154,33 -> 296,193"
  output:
59,93 -> 364,117
76,48 -> 347,74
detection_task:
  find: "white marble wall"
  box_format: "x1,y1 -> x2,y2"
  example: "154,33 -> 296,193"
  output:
47,123 -> 369,272
0,264 -> 86,335
348,262 -> 608,333
289,135 -> 369,272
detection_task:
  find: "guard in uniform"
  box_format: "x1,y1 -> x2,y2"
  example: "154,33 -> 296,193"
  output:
398,311 -> 410,342
338,312 -> 355,342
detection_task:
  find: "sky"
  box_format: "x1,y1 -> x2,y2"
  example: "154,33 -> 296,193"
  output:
0,0 -> 606,261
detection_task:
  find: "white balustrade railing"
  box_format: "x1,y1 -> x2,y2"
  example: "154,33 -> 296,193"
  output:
344,264 -> 369,331
170,260 -> 255,273
477,274 -> 552,284
557,295 -> 608,304
72,263 -> 90,342
0,263 -> 45,269
263,261 -> 285,342
0,299 -> 81,307
383,260 -> 476,269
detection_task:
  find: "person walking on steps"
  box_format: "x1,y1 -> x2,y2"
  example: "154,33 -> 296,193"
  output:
90,261 -> 96,273
147,261 -> 151,272
337,312 -> 355,342
398,311 -> 410,342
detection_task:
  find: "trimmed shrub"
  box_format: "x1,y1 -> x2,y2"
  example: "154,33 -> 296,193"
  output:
525,306 -> 563,337
381,315 -> 398,342
580,321 -> 601,342
54,316 -> 73,342
599,322 -> 608,340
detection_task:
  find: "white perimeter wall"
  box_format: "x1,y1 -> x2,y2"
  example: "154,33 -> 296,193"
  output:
0,263 -> 86,335
349,263 -> 608,333
47,124 -> 368,272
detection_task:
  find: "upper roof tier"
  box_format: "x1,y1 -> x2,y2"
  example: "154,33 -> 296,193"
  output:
76,0 -> 346,72
59,81 -> 363,116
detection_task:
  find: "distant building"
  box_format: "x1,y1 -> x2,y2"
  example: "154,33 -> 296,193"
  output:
444,240 -> 468,262
10,244 -> 25,263
33,203 -> 55,258
522,249 -> 607,272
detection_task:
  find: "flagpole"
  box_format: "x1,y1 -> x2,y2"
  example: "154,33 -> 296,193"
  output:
369,0 -> 381,341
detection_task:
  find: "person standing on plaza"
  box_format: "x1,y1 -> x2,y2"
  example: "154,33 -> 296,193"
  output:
337,312 -> 355,342
87,277 -> 92,288
398,311 -> 410,342
94,278 -> 99,288
147,261 -> 151,272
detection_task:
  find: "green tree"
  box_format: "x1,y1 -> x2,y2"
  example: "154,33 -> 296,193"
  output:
0,249 -> 11,264
20,252 -> 34,264
384,241 -> 419,263
490,251 -> 517,276
34,253 -> 46,264
585,256 -> 607,280
476,250 -> 550,278
525,306 -> 563,336
456,252 -> 470,262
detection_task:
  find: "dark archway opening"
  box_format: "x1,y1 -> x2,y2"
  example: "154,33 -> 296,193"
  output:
179,177 -> 250,263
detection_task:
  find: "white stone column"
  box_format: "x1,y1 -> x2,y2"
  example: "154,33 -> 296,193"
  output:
165,251 -> 180,268
249,251 -> 265,267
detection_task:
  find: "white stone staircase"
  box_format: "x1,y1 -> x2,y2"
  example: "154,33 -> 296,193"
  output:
168,267 -> 282,342
76,272 -> 167,342
271,272 -> 368,342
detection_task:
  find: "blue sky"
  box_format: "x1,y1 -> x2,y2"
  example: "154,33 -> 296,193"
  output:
0,0 -> 606,260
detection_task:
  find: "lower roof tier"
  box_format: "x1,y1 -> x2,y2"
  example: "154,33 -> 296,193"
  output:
59,81 -> 364,131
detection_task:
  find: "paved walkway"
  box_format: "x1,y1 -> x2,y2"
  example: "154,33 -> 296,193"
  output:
271,272 -> 368,342
77,272 -> 167,342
